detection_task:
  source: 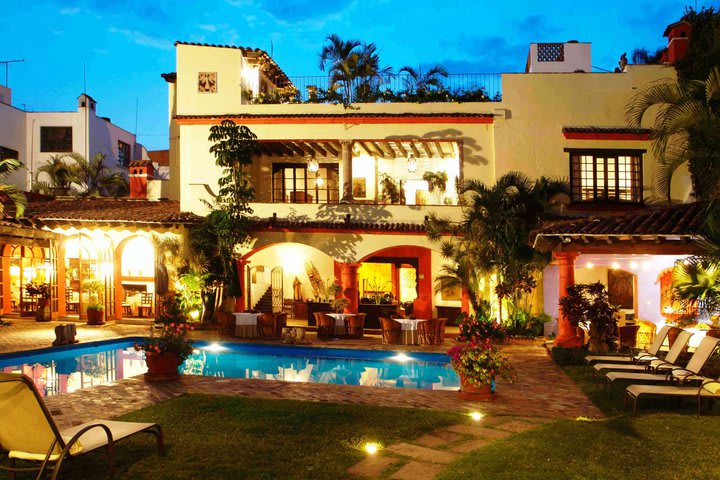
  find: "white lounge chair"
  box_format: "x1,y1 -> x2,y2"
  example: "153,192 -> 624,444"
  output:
0,373 -> 165,480
625,377 -> 720,416
605,336 -> 720,394
592,329 -> 693,381
584,325 -> 674,366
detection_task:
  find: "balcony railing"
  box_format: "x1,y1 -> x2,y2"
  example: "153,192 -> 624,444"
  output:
286,73 -> 502,102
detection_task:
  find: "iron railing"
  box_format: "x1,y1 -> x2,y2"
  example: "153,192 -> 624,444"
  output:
287,73 -> 502,102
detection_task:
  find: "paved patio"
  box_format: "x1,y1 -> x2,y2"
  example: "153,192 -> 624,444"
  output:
0,318 -> 603,432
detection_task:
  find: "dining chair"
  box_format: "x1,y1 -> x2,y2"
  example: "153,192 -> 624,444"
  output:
257,313 -> 276,337
380,317 -> 401,344
316,313 -> 337,339
435,318 -> 447,345
418,319 -> 438,345
139,293 -> 154,317
274,312 -> 288,338
345,314 -> 365,339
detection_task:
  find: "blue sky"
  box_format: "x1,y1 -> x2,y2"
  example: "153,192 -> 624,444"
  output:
2,0 -> 716,150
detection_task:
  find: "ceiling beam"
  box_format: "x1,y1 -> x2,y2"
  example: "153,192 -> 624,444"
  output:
435,142 -> 446,158
256,143 -> 273,157
395,141 -> 409,157
375,142 -> 396,159
291,141 -> 315,157
324,142 -> 340,157
409,142 -> 422,158
421,142 -> 433,158
357,141 -> 373,156
307,142 -> 328,157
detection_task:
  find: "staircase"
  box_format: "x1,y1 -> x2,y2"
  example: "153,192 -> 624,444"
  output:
252,286 -> 274,313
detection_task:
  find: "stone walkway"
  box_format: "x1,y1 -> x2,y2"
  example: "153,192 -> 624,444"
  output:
347,415 -> 554,479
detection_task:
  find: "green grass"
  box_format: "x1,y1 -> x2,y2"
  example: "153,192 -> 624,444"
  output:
438,364 -> 720,480
46,395 -> 461,480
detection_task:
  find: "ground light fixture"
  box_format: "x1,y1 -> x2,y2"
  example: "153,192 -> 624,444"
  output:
364,442 -> 380,454
469,411 -> 484,422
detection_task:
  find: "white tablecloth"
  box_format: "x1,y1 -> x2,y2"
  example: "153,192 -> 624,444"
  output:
234,313 -> 261,337
393,318 -> 424,345
326,313 -> 355,336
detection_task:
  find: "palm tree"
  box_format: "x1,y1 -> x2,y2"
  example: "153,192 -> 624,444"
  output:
399,65 -> 448,94
35,154 -> 76,194
427,172 -> 569,321
626,66 -> 720,203
0,158 -> 27,218
67,153 -> 129,197
631,47 -> 664,65
319,34 -> 392,104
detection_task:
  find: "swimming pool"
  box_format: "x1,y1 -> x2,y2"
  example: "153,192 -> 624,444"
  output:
0,338 -> 459,397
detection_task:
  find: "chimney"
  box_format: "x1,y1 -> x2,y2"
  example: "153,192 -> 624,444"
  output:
129,160 -> 155,199
663,19 -> 692,64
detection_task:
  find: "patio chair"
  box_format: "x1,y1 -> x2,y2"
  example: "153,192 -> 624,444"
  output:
435,318 -> 447,345
418,319 -> 438,345
316,313 -> 337,339
138,292 -> 154,317
0,373 -> 164,480
605,335 -> 720,394
625,377 -> 720,417
345,314 -> 365,339
591,329 -> 692,382
257,313 -> 276,338
584,325 -> 674,366
216,311 -> 235,336
380,317 -> 401,344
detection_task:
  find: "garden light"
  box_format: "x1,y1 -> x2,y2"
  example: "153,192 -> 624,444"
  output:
364,442 -> 380,454
469,411 -> 484,421
190,309 -> 200,320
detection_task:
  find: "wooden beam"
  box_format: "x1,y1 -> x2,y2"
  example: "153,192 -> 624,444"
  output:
435,142 -> 446,158
283,141 -> 305,157
558,241 -> 699,255
375,142 -> 396,159
256,143 -> 273,157
324,142 -> 340,157
357,141 -> 373,156
421,142 -> 433,158
292,142 -> 315,157
308,142 -> 328,157
395,141 -> 409,157
409,142 -> 422,158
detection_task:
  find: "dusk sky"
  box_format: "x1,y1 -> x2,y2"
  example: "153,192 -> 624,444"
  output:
2,0 -> 716,151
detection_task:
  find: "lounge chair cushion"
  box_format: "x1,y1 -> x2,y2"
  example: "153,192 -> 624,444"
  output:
9,419 -> 157,461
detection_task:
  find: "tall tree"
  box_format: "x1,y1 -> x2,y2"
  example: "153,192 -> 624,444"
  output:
428,173 -> 568,320
675,7 -> 720,84
626,66 -> 720,202
67,153 -> 129,197
319,34 -> 392,105
631,47 -> 664,65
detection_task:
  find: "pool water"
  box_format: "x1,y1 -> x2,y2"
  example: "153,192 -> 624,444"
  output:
0,339 -> 459,397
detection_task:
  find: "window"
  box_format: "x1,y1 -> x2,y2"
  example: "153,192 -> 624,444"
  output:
40,127 -> 72,152
272,163 -> 339,204
0,146 -> 19,162
117,140 -> 131,167
568,150 -> 643,203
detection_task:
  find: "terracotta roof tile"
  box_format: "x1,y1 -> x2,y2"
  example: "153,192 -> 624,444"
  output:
23,198 -> 202,226
562,126 -> 651,134
250,217 -> 427,233
175,112 -> 494,120
536,203 -> 705,237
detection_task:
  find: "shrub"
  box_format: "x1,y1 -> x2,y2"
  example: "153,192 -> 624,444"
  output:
457,312 -> 506,343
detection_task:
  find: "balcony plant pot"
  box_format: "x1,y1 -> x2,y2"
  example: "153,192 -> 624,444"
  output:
86,307 -> 105,325
144,351 -> 181,381
458,373 -> 495,401
35,298 -> 51,322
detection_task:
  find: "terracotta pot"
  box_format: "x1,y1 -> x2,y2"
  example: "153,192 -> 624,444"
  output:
458,373 -> 495,401
145,352 -> 181,381
86,308 -> 105,325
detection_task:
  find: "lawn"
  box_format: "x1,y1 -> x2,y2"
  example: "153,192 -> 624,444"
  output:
438,364 -> 720,480
48,395 -> 462,480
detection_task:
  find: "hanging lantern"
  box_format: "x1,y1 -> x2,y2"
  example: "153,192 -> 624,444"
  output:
407,153 -> 417,173
307,157 -> 319,173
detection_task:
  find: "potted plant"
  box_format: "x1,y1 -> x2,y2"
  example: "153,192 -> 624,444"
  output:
379,174 -> 401,204
422,170 -> 448,204
672,259 -> 720,338
25,282 -> 51,322
559,282 -> 619,353
447,339 -> 516,400
134,322 -> 195,381
82,278 -> 105,325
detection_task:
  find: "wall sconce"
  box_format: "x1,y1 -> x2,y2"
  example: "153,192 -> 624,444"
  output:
307,156 -> 319,173
407,153 -> 417,173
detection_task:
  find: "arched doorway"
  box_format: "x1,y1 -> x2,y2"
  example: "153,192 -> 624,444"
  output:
117,236 -> 156,319
64,234 -> 115,322
4,244 -> 51,316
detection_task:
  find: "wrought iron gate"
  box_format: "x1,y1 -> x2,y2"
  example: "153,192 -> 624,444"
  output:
271,267 -> 283,313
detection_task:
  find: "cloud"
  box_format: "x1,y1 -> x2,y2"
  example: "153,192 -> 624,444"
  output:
60,6 -> 81,15
439,35 -> 528,73
513,15 -> 561,41
198,24 -> 217,32
108,26 -> 173,50
226,0 -> 357,28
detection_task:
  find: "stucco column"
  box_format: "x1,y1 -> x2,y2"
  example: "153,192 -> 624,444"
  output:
237,258 -> 248,312
340,140 -> 353,203
339,262 -> 359,313
554,251 -> 582,348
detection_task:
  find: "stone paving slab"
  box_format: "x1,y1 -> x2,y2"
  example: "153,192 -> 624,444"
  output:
347,455 -> 398,478
385,443 -> 458,464
391,461 -> 444,480
445,425 -> 513,439
414,430 -> 464,448
448,438 -> 491,454
495,419 -> 541,433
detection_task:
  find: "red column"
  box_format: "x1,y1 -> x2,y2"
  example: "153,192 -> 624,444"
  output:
236,258 -> 248,312
339,263 -> 359,313
554,251 -> 582,348
461,287 -> 470,315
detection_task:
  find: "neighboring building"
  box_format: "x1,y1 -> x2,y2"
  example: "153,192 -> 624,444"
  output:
0,90 -> 148,191
161,30 -> 693,332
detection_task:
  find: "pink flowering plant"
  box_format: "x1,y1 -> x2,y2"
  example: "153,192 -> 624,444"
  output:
447,339 -> 516,386
457,313 -> 507,343
134,323 -> 195,362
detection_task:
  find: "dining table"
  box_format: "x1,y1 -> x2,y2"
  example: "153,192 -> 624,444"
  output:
392,318 -> 425,345
326,313 -> 356,336
234,312 -> 261,338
